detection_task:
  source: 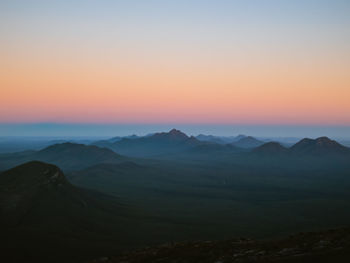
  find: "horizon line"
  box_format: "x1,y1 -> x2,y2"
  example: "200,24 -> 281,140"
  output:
1,122 -> 350,127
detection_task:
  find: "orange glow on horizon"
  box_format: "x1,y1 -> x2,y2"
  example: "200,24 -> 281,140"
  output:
1,48 -> 350,125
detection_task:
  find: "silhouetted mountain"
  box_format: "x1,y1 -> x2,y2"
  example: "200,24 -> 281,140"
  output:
35,143 -> 125,170
0,161 -> 76,226
234,134 -> 247,141
253,142 -> 288,154
153,128 -> 189,140
0,143 -> 126,171
106,129 -> 203,157
0,161 -> 135,262
291,137 -> 350,155
232,136 -> 264,148
251,137 -> 349,157
196,134 -> 250,144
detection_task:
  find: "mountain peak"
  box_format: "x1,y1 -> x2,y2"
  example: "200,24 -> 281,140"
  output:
169,128 -> 185,135
315,136 -> 334,145
152,129 -> 189,140
291,137 -> 349,155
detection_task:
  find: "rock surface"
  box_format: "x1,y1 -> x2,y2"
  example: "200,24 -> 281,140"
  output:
92,228 -> 350,263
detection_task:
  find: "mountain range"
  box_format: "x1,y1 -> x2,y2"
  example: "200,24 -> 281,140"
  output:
88,129 -> 350,157
0,130 -> 349,172
95,129 -> 203,157
119,130 -> 349,157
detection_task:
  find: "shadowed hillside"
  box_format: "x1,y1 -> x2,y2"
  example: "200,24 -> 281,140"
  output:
0,161 -> 170,263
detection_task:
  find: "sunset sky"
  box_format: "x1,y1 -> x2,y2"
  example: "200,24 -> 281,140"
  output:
1,0 -> 350,135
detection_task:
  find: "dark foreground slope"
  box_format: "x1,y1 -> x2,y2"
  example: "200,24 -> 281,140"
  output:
93,228 -> 350,263
0,161 -> 157,263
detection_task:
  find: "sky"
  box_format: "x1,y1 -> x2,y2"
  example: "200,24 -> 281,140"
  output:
1,123 -> 350,139
1,0 -> 350,136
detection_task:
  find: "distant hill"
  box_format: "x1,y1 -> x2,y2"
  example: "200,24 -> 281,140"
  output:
0,143 -> 126,171
152,129 -> 190,141
252,142 -> 288,154
195,134 -> 227,144
105,129 -> 204,157
232,136 -> 264,148
195,134 -> 249,144
92,134 -> 139,148
234,134 -> 247,141
252,137 -> 350,156
290,137 -> 350,155
35,143 -> 125,170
